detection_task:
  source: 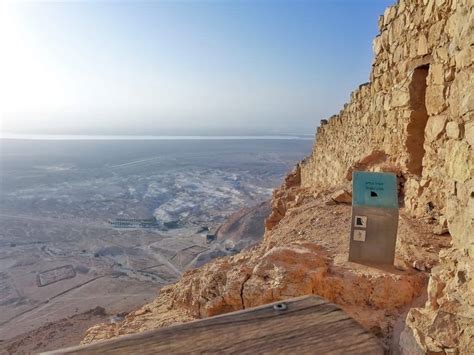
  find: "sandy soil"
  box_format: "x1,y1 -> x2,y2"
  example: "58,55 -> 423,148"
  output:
0,201 -> 272,354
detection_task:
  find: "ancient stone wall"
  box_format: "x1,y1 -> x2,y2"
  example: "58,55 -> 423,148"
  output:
301,0 -> 472,217
300,0 -> 473,352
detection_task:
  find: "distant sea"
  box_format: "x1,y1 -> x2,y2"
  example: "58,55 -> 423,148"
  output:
0,133 -> 314,140
0,137 -> 313,224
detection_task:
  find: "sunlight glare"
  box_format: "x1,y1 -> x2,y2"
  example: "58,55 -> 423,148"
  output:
0,2 -> 68,132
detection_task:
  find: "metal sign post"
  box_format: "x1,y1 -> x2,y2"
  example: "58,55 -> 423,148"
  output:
349,171 -> 399,265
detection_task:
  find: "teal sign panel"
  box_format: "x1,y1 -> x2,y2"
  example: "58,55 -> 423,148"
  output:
352,171 -> 398,209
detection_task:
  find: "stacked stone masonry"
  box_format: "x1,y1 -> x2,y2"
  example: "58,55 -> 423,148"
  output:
300,0 -> 473,353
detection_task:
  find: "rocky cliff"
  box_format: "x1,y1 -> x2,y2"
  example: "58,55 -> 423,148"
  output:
82,0 -> 473,353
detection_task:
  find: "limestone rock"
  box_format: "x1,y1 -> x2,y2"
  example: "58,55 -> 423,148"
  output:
445,121 -> 460,139
399,326 -> 425,355
465,121 -> 474,147
433,215 -> 449,235
445,141 -> 472,183
426,84 -> 447,115
284,164 -> 301,188
459,71 -> 474,116
433,225 -> 449,235
417,34 -> 429,56
446,178 -> 474,250
412,260 -> 432,272
330,189 -> 352,204
425,115 -> 447,141
392,90 -> 410,108
455,47 -> 473,69
265,165 -> 302,231
407,249 -> 474,354
429,63 -> 445,85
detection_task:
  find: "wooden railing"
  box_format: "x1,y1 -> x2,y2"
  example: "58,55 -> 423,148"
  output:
44,296 -> 384,354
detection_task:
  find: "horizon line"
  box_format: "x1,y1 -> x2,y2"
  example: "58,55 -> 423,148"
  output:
0,133 -> 315,141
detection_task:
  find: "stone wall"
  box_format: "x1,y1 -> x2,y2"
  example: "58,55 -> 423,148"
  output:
300,0 -> 473,352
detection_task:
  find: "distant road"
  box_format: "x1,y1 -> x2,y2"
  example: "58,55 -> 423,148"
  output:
107,157 -> 159,168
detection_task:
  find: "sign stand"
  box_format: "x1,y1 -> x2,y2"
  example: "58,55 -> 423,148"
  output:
349,171 -> 399,265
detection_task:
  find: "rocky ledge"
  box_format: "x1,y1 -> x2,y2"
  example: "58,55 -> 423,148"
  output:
82,183 -> 450,351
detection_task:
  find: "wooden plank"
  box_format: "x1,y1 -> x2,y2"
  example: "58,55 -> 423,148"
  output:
44,296 -> 384,355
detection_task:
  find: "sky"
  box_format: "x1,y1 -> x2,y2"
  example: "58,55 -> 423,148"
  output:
0,0 -> 393,136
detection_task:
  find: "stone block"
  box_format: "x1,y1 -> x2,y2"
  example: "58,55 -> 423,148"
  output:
428,21 -> 444,47
424,0 -> 435,22
446,121 -> 460,139
417,35 -> 429,56
373,36 -> 382,55
435,47 -> 449,63
425,115 -> 447,141
429,64 -> 445,85
460,82 -> 474,116
445,141 -> 472,183
465,121 -> 474,147
426,84 -> 447,115
392,90 -> 410,108
455,48 -> 473,69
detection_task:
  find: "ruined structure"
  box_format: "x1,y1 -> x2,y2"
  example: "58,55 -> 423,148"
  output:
299,0 -> 473,351
82,0 -> 473,353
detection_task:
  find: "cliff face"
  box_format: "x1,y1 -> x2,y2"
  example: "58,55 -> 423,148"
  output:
82,0 -> 473,353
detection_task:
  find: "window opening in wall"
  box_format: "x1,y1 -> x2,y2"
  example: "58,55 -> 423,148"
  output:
406,65 -> 429,176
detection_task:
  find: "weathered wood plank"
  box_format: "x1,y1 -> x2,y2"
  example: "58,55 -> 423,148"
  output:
45,296 -> 384,354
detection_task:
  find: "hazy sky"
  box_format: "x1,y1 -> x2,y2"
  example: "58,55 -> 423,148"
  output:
0,0 -> 393,136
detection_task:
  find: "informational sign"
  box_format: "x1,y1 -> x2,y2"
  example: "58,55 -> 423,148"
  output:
349,171 -> 399,265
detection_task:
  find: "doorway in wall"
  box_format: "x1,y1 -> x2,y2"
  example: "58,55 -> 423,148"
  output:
406,65 -> 429,176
